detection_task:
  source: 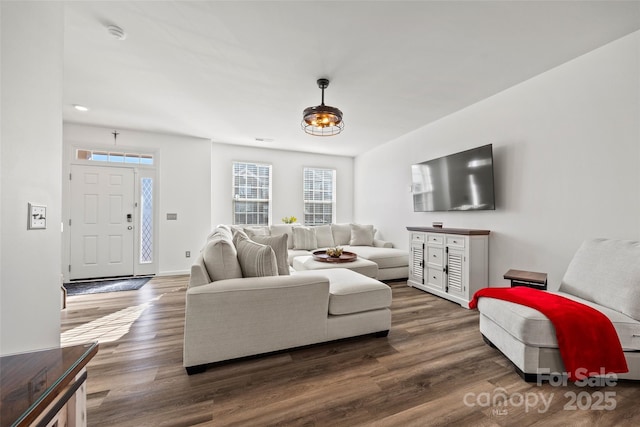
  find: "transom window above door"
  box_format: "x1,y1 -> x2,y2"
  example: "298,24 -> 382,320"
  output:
76,149 -> 154,165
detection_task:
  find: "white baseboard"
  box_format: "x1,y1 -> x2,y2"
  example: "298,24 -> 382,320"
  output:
158,270 -> 190,277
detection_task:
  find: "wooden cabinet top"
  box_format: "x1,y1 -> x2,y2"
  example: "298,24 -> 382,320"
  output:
504,269 -> 548,284
1,342 -> 98,427
406,226 -> 491,236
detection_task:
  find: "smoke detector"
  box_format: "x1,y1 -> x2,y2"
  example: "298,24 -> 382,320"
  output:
106,24 -> 126,41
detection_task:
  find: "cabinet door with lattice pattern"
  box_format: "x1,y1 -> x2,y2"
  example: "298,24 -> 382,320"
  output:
409,241 -> 424,285
446,247 -> 466,299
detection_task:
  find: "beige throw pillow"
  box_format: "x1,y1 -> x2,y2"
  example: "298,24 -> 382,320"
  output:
314,224 -> 335,248
350,224 -> 375,246
270,224 -> 294,249
235,236 -> 279,278
244,226 -> 270,239
292,226 -> 318,250
251,234 -> 290,275
202,232 -> 243,282
331,223 -> 352,246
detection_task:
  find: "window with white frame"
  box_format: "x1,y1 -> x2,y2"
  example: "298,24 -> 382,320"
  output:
76,149 -> 154,165
139,177 -> 154,263
303,167 -> 336,225
232,162 -> 272,225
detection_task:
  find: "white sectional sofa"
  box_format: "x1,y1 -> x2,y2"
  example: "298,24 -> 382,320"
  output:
184,225 -> 393,374
243,223 -> 409,281
477,238 -> 640,381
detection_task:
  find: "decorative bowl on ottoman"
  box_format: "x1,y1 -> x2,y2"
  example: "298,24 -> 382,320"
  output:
313,249 -> 357,263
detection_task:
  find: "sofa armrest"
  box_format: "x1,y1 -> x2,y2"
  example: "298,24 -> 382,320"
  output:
184,274 -> 330,366
189,254 -> 211,288
373,239 -> 393,248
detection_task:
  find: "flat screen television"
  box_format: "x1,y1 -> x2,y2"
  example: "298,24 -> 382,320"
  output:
412,144 -> 495,212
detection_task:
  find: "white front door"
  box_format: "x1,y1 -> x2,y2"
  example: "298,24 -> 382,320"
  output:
69,165 -> 135,280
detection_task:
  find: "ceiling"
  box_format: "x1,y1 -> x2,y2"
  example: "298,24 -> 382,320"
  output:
63,1 -> 640,157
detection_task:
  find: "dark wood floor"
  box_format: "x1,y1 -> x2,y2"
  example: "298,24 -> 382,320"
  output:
61,276 -> 640,426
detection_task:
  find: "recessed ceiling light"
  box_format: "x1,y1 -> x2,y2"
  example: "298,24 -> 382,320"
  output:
73,104 -> 89,112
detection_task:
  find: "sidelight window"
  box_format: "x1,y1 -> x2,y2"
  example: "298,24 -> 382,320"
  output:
140,177 -> 154,263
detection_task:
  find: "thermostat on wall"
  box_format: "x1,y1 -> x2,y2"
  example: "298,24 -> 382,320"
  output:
28,203 -> 47,230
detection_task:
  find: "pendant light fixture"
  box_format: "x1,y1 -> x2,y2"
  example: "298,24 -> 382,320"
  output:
301,78 -> 344,136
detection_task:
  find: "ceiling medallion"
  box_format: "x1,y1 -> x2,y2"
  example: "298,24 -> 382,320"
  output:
301,78 -> 344,136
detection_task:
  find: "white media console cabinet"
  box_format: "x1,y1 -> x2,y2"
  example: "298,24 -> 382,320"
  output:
407,226 -> 490,308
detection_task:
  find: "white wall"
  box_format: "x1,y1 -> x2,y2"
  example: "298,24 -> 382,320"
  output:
211,142 -> 354,226
61,129 -> 353,279
1,2 -> 64,355
63,124 -> 212,277
355,31 -> 640,290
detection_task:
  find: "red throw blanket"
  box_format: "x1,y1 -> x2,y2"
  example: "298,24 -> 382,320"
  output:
470,287 -> 628,380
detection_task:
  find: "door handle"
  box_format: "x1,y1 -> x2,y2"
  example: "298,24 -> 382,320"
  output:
127,226 -> 133,230
127,213 -> 133,222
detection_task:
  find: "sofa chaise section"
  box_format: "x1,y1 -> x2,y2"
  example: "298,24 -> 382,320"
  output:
184,226 -> 392,374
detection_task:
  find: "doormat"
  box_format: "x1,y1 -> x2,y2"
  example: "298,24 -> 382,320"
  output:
64,277 -> 151,296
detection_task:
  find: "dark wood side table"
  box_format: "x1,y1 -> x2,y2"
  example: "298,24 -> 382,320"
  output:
503,269 -> 548,290
1,342 -> 98,427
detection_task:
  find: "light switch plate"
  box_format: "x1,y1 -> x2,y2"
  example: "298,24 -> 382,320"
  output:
28,203 -> 47,230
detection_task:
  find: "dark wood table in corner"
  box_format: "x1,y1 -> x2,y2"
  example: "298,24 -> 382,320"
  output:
503,269 -> 548,290
0,341 -> 98,427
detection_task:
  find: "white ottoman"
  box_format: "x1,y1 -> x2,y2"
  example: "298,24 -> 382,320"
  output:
293,255 -> 379,278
